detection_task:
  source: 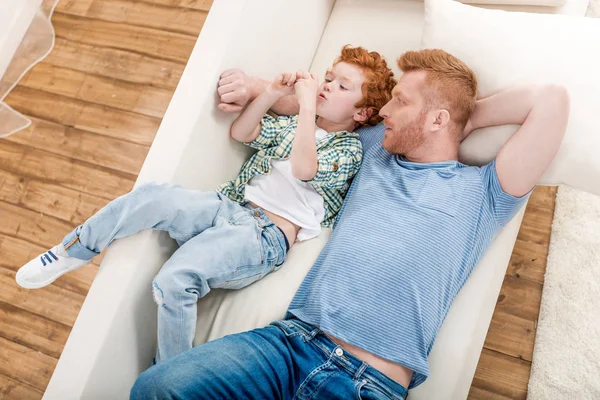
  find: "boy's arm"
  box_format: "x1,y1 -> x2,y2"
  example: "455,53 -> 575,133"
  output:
218,69 -> 300,116
230,73 -> 297,143
463,84 -> 570,197
290,72 -> 319,181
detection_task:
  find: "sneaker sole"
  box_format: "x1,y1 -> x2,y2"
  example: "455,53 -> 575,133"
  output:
15,265 -> 83,289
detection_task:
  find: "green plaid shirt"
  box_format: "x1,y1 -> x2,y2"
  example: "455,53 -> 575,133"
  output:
217,114 -> 363,228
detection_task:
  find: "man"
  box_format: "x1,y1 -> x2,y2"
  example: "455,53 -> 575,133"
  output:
130,49 -> 569,399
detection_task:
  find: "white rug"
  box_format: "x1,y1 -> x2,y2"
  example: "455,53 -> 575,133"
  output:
527,185 -> 600,399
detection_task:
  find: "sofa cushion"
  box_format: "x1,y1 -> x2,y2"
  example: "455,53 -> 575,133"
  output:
421,0 -> 600,196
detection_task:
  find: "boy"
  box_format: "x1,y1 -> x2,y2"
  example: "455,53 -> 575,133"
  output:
16,45 -> 396,363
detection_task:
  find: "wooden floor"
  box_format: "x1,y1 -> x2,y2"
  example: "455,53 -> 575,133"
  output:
0,1 -> 555,398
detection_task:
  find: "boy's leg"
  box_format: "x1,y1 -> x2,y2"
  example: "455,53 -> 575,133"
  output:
65,182 -> 226,259
16,183 -> 227,289
152,211 -> 287,363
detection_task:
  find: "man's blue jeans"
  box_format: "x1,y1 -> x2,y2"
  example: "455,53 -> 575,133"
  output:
130,317 -> 409,399
61,182 -> 288,363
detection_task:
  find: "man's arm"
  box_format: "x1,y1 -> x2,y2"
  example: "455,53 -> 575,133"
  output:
230,72 -> 296,143
218,69 -> 300,115
464,84 -> 570,197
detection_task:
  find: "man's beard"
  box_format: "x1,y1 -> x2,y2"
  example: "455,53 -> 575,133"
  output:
382,111 -> 427,156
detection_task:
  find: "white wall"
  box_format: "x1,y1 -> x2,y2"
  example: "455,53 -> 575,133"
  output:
0,0 -> 44,80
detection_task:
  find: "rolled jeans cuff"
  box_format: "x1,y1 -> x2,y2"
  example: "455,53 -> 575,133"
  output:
62,226 -> 98,260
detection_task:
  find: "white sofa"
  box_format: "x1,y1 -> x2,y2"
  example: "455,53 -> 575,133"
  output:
43,0 -> 592,399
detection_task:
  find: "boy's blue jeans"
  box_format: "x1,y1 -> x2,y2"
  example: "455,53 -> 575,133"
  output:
62,182 -> 288,363
130,316 -> 409,399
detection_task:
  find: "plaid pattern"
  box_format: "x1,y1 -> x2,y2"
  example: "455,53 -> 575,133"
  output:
217,114 -> 363,228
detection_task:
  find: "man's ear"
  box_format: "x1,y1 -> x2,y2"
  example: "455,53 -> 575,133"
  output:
431,109 -> 450,132
354,107 -> 373,124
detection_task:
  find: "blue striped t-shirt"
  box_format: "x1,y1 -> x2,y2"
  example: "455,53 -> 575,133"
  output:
287,124 -> 531,388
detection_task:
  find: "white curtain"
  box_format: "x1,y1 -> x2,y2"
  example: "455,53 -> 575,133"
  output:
0,0 -> 59,138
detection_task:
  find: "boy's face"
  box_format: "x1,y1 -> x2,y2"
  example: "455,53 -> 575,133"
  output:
316,62 -> 365,124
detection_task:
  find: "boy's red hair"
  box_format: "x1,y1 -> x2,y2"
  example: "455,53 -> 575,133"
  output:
335,45 -> 396,126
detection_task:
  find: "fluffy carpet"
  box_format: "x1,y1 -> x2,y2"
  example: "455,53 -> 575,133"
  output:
527,185 -> 600,399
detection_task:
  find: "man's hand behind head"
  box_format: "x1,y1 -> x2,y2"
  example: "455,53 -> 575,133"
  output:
217,69 -> 256,113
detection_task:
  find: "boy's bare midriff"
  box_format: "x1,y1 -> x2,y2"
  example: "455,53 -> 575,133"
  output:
326,333 -> 414,389
247,201 -> 300,246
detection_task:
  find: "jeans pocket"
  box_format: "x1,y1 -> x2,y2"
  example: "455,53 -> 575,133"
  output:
271,320 -> 309,340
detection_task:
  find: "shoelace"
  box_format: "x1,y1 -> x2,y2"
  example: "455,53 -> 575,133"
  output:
40,250 -> 59,267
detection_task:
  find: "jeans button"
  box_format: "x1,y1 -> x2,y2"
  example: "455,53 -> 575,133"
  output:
335,348 -> 343,356
254,211 -> 261,218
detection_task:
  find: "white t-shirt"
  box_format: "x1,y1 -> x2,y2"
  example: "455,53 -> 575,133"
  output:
244,128 -> 329,242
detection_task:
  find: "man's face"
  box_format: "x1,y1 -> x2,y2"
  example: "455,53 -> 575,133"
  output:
379,71 -> 429,155
315,62 -> 365,124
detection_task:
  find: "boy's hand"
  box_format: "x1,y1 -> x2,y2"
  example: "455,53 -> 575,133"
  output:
218,69 -> 254,113
294,71 -> 319,110
267,72 -> 299,98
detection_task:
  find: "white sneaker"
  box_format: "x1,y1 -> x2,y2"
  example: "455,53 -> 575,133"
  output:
16,244 -> 91,289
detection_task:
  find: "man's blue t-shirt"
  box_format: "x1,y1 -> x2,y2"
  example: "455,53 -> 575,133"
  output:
287,124 -> 531,388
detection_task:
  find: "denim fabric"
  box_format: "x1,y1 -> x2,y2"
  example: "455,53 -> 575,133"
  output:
62,182 -> 287,363
130,317 -> 408,400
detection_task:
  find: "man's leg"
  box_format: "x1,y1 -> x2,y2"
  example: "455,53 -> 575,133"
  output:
152,212 -> 286,363
131,324 -> 310,400
132,318 -> 409,400
16,183 -> 227,289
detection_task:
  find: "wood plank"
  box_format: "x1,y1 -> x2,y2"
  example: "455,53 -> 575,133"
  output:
52,12 -> 197,64
144,0 -> 212,11
22,180 -> 107,224
19,62 -> 86,98
0,171 -> 107,224
79,71 -> 172,118
5,86 -> 159,146
0,200 -> 75,250
57,0 -> 209,37
54,0 -> 95,15
134,84 -> 174,117
483,311 -> 536,362
44,38 -> 185,89
0,234 -> 100,296
19,62 -> 172,118
0,169 -> 23,204
505,186 -> 556,284
0,336 -> 57,393
0,140 -> 136,201
0,374 -> 43,400
0,266 -> 84,327
506,238 -> 548,284
468,385 -> 512,400
469,349 -> 531,400
0,302 -> 70,359
527,185 -> 558,210
495,275 -> 543,322
4,117 -> 148,176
